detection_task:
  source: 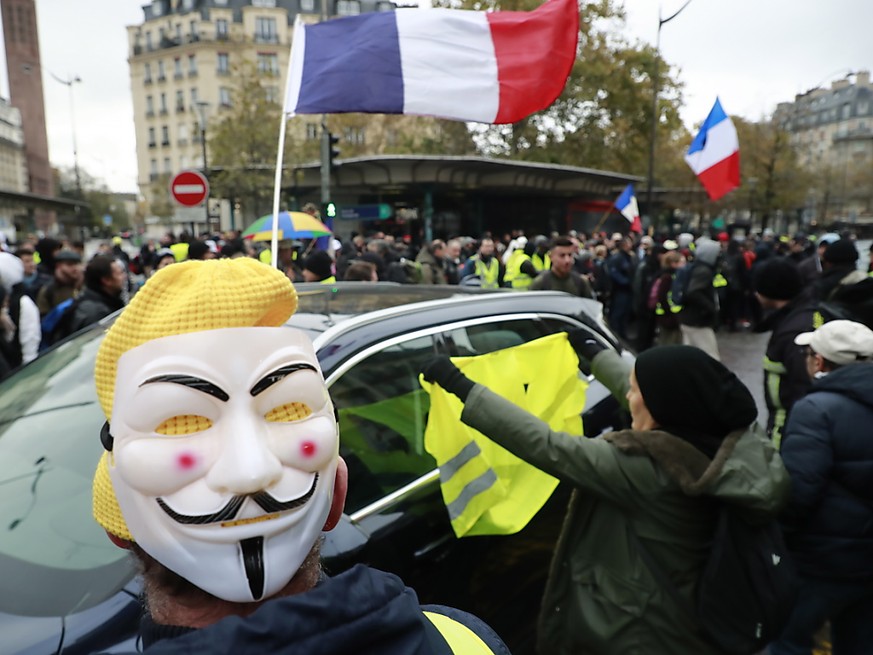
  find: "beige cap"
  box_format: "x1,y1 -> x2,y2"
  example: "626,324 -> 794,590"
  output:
794,320 -> 873,365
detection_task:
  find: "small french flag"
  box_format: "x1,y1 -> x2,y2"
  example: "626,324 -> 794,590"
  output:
615,184 -> 641,233
284,0 -> 578,124
685,98 -> 741,201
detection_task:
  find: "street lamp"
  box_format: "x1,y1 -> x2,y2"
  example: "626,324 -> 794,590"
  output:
644,0 -> 693,232
49,72 -> 83,196
195,101 -> 210,226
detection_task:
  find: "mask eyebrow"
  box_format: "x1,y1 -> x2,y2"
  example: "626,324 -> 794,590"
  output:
250,363 -> 317,397
140,375 -> 229,402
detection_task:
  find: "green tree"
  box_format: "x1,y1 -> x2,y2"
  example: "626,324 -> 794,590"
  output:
208,61 -> 296,225
720,118 -> 810,231
452,0 -> 688,182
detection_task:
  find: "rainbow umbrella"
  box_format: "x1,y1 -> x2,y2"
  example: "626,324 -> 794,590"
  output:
242,211 -> 332,241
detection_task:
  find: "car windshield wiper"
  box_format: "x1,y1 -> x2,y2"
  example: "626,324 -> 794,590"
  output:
0,401 -> 98,429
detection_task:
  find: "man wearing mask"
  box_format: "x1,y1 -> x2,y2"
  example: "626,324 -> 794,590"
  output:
91,259 -> 509,654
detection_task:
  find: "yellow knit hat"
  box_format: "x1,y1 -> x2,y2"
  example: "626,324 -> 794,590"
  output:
93,258 -> 298,540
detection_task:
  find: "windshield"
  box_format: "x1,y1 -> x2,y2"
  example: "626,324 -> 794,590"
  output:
0,326 -> 135,617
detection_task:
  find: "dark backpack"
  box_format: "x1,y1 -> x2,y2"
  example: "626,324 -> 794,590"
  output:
818,275 -> 873,329
670,263 -> 695,307
635,506 -> 796,654
39,297 -> 78,350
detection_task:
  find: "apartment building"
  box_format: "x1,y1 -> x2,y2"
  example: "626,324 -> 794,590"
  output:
127,0 -> 394,221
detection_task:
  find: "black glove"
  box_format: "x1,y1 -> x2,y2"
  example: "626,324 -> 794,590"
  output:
421,356 -> 476,402
567,328 -> 608,363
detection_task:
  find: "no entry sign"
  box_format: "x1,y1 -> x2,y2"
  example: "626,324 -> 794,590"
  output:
170,170 -> 209,207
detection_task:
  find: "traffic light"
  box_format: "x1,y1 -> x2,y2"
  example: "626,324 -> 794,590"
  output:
321,128 -> 341,171
328,132 -> 340,170
324,201 -> 337,219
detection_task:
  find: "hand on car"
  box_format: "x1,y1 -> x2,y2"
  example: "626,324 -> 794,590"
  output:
567,328 -> 607,363
421,356 -> 475,402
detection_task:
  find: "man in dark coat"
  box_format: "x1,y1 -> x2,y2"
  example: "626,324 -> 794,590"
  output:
67,255 -> 127,334
606,236 -> 635,341
752,257 -> 816,448
678,238 -> 721,360
772,320 -> 873,654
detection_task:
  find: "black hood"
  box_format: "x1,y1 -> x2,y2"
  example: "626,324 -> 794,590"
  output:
812,363 -> 873,411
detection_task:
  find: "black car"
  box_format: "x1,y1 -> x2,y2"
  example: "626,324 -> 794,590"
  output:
0,283 -> 630,654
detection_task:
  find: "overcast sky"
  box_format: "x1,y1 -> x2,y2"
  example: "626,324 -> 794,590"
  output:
0,0 -> 870,194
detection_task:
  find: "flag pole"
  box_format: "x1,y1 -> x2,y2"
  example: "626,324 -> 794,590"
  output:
270,15 -> 303,269
592,206 -> 614,234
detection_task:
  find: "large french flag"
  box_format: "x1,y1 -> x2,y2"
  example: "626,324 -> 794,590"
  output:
684,98 -> 740,201
284,0 -> 578,125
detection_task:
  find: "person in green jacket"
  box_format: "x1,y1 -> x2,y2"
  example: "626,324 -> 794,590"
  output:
422,339 -> 789,655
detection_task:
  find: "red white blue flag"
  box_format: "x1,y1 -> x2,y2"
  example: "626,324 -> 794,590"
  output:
684,98 -> 740,201
615,183 -> 641,233
284,0 -> 578,124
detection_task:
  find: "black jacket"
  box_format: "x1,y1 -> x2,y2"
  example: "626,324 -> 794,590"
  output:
130,565 -> 509,655
757,295 -> 817,440
69,287 -> 125,334
678,262 -> 718,327
780,364 -> 873,580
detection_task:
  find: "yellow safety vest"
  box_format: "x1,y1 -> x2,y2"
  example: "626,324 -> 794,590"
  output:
424,611 -> 496,655
474,257 -> 500,289
259,249 -> 272,264
319,275 -> 337,284
505,250 -> 533,290
421,333 -> 587,537
713,273 -> 728,288
170,242 -> 189,262
531,252 -> 551,272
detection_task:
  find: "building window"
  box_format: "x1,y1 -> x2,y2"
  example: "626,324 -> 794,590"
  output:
257,52 -> 279,76
254,17 -> 278,43
164,157 -> 172,174
146,95 -> 154,116
182,0 -> 195,10
190,87 -> 199,104
176,90 -> 185,112
178,124 -> 189,145
188,54 -> 197,75
305,122 -> 318,140
265,86 -> 279,103
174,57 -> 183,79
189,20 -> 198,40
300,0 -> 315,11
152,1 -> 163,17
343,126 -> 365,145
215,0 -> 228,4
216,19 -> 228,39
150,158 -> 158,177
161,126 -> 170,146
146,31 -> 153,50
337,1 -> 361,15
378,1 -> 393,10
160,92 -> 168,114
253,0 -> 277,6
219,87 -> 231,107
157,60 -> 166,82
842,103 -> 852,120
175,23 -> 183,41
217,52 -> 230,74
148,127 -> 156,147
144,62 -> 153,83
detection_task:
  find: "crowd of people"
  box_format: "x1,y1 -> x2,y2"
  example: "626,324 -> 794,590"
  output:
2,222 -> 872,654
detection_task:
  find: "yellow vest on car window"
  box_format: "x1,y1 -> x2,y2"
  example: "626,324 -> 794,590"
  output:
421,332 -> 587,537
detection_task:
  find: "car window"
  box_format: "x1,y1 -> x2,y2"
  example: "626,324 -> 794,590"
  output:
443,318 -> 546,357
329,335 -> 439,514
0,330 -> 136,617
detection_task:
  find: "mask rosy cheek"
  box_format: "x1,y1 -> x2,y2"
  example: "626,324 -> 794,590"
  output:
300,441 -> 316,458
176,452 -> 199,471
